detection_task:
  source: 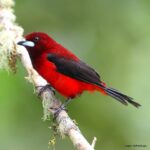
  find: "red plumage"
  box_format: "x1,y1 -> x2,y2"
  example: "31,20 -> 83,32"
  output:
17,32 -> 141,107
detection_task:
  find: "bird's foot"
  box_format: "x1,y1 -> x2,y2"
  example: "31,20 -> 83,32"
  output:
36,84 -> 55,97
52,99 -> 72,119
52,105 -> 68,119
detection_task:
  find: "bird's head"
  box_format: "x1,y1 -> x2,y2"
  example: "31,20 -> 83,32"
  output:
17,32 -> 56,58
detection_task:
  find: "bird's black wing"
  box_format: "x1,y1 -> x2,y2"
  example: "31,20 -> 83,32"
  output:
47,54 -> 103,87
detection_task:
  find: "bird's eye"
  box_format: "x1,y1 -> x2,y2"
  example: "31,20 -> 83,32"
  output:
34,37 -> 39,42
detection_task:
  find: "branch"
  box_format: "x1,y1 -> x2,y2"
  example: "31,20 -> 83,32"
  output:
0,0 -> 96,150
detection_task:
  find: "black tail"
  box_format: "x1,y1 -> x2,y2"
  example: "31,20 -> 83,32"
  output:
103,87 -> 141,108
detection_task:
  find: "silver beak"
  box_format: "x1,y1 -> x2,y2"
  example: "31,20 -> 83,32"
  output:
17,40 -> 35,47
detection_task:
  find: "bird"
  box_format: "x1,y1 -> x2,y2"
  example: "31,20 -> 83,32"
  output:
17,32 -> 141,111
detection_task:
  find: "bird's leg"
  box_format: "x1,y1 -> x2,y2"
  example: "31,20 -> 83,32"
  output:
36,84 -> 55,97
62,98 -> 72,108
53,98 -> 72,118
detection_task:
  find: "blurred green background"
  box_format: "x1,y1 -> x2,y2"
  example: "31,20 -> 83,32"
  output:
0,0 -> 150,149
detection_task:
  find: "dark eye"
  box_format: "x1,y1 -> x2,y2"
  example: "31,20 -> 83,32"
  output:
34,36 -> 39,42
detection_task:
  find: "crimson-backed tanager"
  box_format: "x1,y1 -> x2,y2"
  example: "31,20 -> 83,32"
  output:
18,32 -> 141,109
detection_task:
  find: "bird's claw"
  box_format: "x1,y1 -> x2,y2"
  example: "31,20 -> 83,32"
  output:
37,84 -> 55,97
50,105 -> 68,119
52,98 -> 72,119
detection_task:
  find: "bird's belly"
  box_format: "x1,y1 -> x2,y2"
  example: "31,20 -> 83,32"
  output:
35,63 -> 83,98
43,69 -> 84,98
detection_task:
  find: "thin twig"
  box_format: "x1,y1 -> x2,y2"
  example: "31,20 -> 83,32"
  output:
91,137 -> 97,149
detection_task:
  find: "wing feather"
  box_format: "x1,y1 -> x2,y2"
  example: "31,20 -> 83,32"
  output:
47,54 -> 102,86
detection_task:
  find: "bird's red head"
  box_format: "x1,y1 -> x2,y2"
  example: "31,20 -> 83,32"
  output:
18,32 -> 57,58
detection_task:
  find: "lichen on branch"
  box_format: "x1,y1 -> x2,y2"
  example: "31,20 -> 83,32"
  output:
0,0 -> 23,72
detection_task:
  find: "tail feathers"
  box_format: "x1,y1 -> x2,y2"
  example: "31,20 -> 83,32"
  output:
104,87 -> 141,108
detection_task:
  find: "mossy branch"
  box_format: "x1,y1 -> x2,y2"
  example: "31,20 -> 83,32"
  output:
0,0 -> 97,149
